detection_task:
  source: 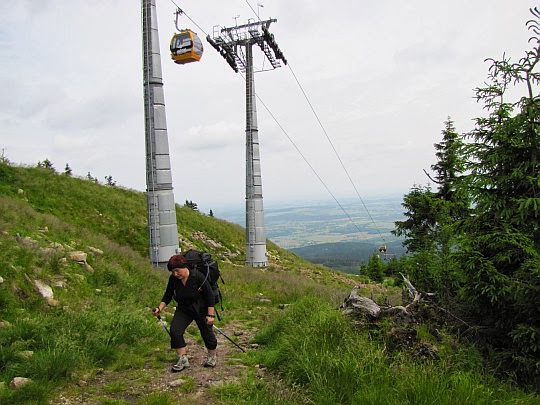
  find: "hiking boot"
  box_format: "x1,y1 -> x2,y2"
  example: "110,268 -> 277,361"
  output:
172,355 -> 189,372
203,353 -> 217,368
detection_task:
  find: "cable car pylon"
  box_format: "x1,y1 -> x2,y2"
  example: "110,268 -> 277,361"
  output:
141,0 -> 179,266
206,18 -> 287,267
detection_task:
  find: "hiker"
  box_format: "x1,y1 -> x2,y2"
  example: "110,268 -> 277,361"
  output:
153,254 -> 218,372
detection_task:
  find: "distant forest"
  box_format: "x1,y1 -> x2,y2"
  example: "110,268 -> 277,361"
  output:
290,240 -> 406,274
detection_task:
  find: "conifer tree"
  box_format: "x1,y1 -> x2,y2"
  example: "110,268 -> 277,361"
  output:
37,158 -> 55,171
184,200 -> 198,211
456,8 -> 540,384
429,118 -> 466,203
394,119 -> 467,255
105,175 -> 116,186
361,253 -> 384,282
393,184 -> 438,253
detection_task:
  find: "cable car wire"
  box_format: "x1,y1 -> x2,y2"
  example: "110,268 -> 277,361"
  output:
244,0 -> 260,19
169,0 -> 209,37
244,0 -> 387,245
286,65 -> 386,243
166,1 -> 388,247
247,76 -> 370,237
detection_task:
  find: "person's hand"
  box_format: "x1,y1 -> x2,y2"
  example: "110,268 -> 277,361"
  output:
153,307 -> 160,317
206,315 -> 215,325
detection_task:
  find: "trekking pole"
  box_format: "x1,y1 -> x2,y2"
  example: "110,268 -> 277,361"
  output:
213,325 -> 245,352
153,309 -> 171,336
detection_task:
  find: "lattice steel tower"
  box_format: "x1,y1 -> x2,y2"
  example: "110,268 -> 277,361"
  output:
207,18 -> 287,267
141,0 -> 179,266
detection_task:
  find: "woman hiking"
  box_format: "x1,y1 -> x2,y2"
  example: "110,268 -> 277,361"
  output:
153,254 -> 217,372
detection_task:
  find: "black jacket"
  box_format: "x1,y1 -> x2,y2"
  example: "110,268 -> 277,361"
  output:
161,270 -> 215,310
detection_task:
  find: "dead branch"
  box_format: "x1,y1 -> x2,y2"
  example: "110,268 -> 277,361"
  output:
423,169 -> 441,184
341,275 -> 423,323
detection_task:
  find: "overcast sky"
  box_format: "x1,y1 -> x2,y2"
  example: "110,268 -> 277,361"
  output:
0,0 -> 536,214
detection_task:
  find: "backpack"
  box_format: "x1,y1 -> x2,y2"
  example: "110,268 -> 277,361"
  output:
182,249 -> 224,315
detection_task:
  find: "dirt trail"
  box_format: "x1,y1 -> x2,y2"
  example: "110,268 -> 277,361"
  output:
147,322 -> 253,404
53,321 -> 256,404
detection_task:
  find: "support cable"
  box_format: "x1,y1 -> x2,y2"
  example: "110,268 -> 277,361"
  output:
169,0 -> 209,36
244,0 -> 259,18
166,1 -> 387,246
244,0 -> 386,244
249,81 -> 369,237
287,64 -> 386,243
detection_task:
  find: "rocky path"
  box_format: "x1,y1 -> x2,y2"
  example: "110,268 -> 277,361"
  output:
53,321 -> 257,404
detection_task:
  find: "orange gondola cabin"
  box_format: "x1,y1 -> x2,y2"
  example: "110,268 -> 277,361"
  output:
170,29 -> 203,64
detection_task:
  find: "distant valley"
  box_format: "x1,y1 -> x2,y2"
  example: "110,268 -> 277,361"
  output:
217,195 -> 407,273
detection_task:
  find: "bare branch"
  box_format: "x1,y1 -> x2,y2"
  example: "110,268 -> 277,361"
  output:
423,169 -> 441,184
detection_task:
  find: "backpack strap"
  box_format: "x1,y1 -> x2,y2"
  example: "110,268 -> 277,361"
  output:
217,289 -> 224,312
198,261 -> 211,290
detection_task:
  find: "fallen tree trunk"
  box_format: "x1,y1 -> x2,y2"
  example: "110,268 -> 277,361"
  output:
341,288 -> 381,319
341,274 -> 422,323
341,276 -> 442,361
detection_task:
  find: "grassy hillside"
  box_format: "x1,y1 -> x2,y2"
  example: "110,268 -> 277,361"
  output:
0,163 -> 352,403
0,162 -> 537,404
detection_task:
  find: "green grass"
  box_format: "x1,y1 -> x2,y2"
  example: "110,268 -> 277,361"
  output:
0,162 -> 538,404
0,162 -> 335,403
138,391 -> 178,405
0,165 -> 171,403
224,296 -> 539,405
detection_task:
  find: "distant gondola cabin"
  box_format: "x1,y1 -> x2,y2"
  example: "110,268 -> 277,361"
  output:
170,30 -> 203,64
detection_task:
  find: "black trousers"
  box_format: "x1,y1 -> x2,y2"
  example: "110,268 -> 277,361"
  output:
170,305 -> 217,350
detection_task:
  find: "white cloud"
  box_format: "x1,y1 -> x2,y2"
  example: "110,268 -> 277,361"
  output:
182,121 -> 244,150
1,0 -> 536,211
